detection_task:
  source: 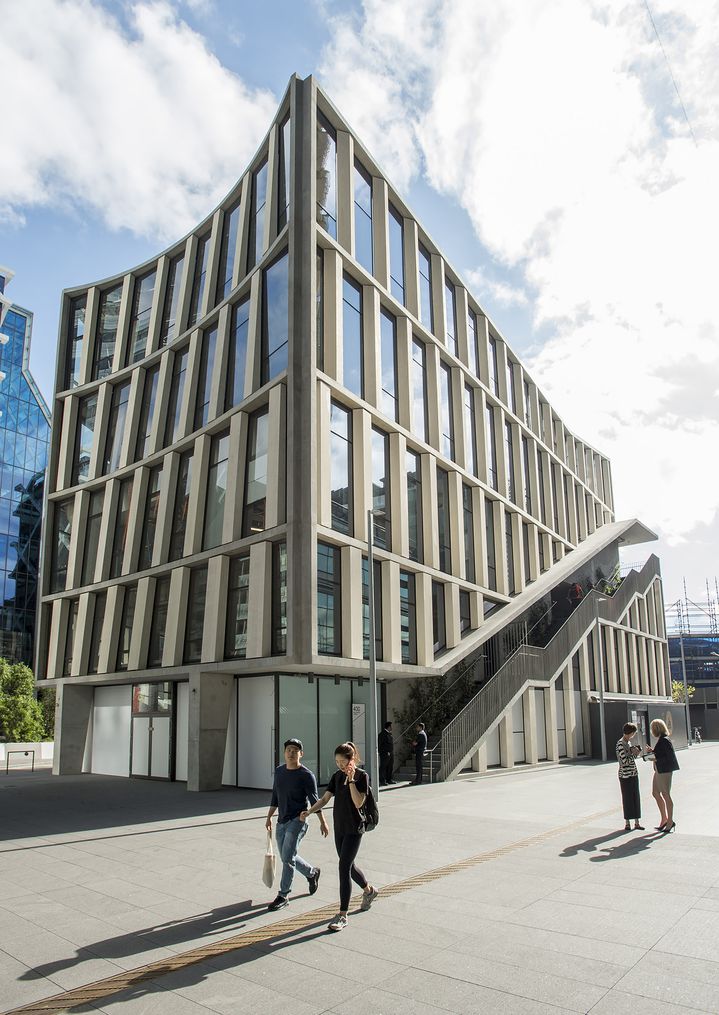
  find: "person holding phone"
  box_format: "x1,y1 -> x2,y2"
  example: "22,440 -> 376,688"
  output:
644,719 -> 680,832
301,741 -> 378,932
616,722 -> 644,831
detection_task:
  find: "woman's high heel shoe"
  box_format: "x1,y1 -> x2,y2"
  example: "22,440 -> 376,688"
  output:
655,824 -> 666,831
662,821 -> 676,833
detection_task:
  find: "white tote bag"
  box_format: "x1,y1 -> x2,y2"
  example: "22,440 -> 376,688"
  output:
262,830 -> 276,889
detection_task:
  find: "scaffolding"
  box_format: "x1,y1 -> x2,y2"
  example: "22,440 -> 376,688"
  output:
665,578 -> 719,636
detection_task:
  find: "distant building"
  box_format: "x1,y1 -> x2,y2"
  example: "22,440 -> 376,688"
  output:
39,76 -> 676,790
0,268 -> 51,665
667,594 -> 719,739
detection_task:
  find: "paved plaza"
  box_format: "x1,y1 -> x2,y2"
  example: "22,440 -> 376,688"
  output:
1,745 -> 718,1014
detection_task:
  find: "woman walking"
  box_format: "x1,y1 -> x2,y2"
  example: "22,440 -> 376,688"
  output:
301,742 -> 378,932
616,722 -> 644,831
645,719 -> 680,832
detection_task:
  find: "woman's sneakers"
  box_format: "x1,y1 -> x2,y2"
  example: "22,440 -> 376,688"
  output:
360,887 -> 379,911
328,914 -> 347,932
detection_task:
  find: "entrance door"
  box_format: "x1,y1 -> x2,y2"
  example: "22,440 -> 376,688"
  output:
130,682 -> 173,779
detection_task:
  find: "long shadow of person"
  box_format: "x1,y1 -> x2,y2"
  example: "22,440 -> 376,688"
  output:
590,831 -> 664,862
560,830 -> 627,857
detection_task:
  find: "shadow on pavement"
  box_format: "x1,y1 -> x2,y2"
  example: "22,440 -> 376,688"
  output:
589,831 -> 667,862
559,830 -> 627,856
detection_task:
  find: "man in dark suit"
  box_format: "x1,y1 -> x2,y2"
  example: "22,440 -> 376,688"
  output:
378,721 -> 395,785
412,722 -> 428,784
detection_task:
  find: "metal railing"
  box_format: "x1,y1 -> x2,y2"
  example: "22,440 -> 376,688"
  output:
438,556 -> 662,780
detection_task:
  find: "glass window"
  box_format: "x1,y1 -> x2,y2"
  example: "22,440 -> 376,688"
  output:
388,203 -> 405,304
464,384 -> 478,476
110,477 -> 133,578
194,323 -> 218,430
361,556 -> 382,661
353,159 -> 373,273
63,599 -> 79,676
51,498 -> 73,593
317,542 -> 341,655
523,378 -> 532,429
261,251 -> 289,383
93,285 -> 121,379
242,407 -> 269,537
188,232 -> 210,327
316,112 -> 337,238
506,358 -> 517,413
138,464 -> 162,571
444,278 -> 457,357
342,275 -> 363,397
467,307 -> 479,378
485,497 -> 497,592
169,450 -> 193,561
73,393 -> 97,484
66,295 -> 86,389
226,296 -> 250,410
88,591 -> 106,674
225,555 -> 250,659
432,580 -> 446,655
116,585 -> 137,671
128,269 -> 156,364
460,590 -> 471,634
103,381 -> 131,474
184,566 -> 207,664
437,466 -> 451,574
164,347 -> 189,446
488,335 -> 499,395
379,309 -> 397,421
81,489 -> 104,585
330,401 -> 352,535
272,541 -> 288,655
505,420 -> 516,503
278,116 -> 291,231
418,244 -> 433,332
147,575 -> 170,667
216,199 -> 241,303
538,533 -> 546,573
439,362 -> 454,460
371,427 -> 390,549
316,248 -> 324,369
411,337 -> 428,443
135,365 -> 160,460
159,252 -> 185,347
248,159 -> 269,270
463,484 -> 475,583
522,521 -> 532,585
399,570 -> 417,664
406,449 -> 422,563
203,430 -> 230,550
522,435 -> 532,514
505,510 -> 516,596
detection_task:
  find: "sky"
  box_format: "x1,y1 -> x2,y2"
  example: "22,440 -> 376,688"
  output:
1,0 -> 717,610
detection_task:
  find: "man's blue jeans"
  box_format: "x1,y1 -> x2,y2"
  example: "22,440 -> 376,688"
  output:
276,817 -> 314,896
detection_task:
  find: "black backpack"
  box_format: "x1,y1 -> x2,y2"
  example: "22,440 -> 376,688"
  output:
361,780 -> 380,832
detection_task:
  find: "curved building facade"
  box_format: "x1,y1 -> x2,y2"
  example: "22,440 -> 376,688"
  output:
39,76 -> 672,789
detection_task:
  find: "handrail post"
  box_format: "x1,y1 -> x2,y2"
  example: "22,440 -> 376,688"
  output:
594,592 -> 607,762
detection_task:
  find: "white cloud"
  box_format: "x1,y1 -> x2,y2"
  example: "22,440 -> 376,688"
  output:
465,268 -> 528,309
320,0 -> 719,596
0,0 -> 277,240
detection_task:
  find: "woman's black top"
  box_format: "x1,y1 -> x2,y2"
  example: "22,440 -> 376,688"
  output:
327,768 -> 368,835
653,735 -> 680,773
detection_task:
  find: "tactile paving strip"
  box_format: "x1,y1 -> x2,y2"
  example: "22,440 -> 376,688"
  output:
2,807 -> 614,1015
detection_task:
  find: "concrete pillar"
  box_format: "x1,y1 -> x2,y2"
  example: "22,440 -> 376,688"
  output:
247,541 -> 272,658
203,555 -> 230,663
499,713 -> 514,769
415,571 -> 434,666
53,683 -> 93,775
187,671 -> 234,792
383,559 -> 402,664
524,687 -> 539,765
564,666 -> 578,758
341,545 -> 363,660
470,741 -> 488,773
544,686 -> 559,761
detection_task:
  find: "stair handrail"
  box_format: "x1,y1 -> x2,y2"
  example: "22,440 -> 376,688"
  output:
438,556 -> 661,779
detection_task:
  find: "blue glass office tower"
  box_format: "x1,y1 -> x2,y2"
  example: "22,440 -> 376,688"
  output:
0,269 -> 51,665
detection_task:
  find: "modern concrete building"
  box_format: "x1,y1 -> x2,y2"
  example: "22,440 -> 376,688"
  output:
39,75 -> 676,791
0,268 -> 51,665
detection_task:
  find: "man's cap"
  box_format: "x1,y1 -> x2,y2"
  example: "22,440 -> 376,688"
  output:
284,738 -> 303,751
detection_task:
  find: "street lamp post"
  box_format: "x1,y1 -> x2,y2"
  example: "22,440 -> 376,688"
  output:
366,509 -> 380,792
594,592 -> 607,762
678,630 -> 691,746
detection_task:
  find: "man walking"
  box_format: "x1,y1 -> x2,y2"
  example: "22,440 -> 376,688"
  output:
378,721 -> 395,785
266,738 -> 329,911
411,722 -> 428,785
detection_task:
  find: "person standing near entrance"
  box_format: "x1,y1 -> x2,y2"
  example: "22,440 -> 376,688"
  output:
378,721 -> 395,785
616,722 -> 644,831
411,722 -> 428,784
645,719 -> 680,833
265,738 -> 329,911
